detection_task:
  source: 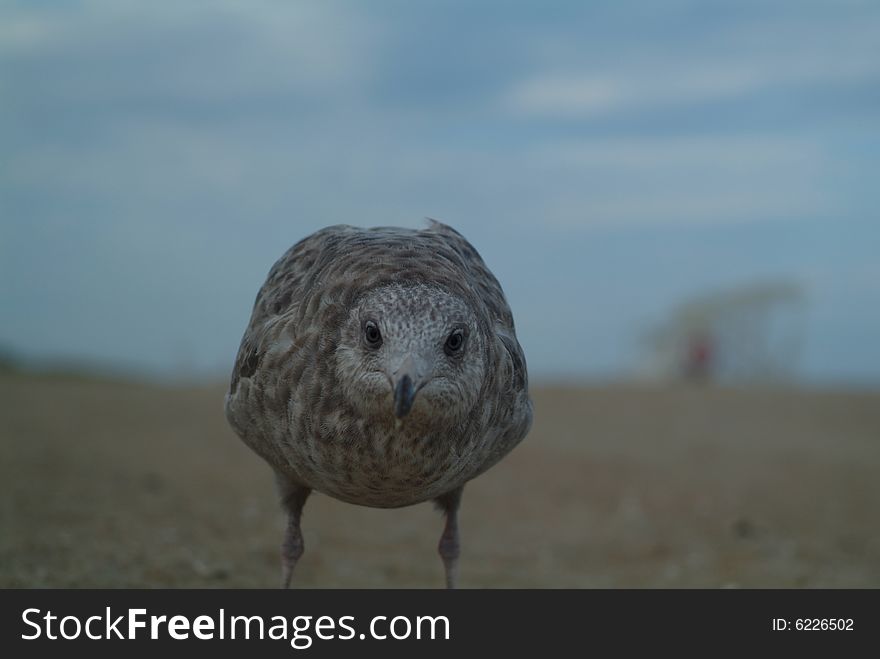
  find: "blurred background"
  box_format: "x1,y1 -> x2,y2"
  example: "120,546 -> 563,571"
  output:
1,0 -> 878,587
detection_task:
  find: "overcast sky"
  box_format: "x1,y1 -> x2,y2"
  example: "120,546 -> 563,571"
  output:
1,0 -> 878,385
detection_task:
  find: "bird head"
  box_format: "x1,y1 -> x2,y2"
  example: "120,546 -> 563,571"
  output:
335,283 -> 486,426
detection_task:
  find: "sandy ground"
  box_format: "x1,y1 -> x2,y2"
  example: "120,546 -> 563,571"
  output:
1,372 -> 878,588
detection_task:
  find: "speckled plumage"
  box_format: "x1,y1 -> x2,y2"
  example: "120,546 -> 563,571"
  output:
224,220 -> 532,587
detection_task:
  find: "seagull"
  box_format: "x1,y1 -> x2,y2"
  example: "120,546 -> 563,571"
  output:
224,220 -> 532,588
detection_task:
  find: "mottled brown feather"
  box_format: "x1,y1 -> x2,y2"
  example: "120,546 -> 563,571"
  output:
225,221 -> 532,508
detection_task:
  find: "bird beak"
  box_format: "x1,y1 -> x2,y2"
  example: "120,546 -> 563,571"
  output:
391,354 -> 425,419
393,374 -> 416,419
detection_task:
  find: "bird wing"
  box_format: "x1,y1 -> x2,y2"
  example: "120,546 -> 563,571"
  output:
423,220 -> 528,389
227,224 -> 360,397
422,219 -> 515,328
422,221 -> 533,474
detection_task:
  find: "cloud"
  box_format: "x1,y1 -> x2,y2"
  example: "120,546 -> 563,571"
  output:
503,5 -> 880,118
529,135 -> 830,227
505,67 -> 770,118
0,1 -> 380,105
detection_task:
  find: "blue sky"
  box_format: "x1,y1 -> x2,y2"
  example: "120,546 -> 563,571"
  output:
1,0 -> 878,384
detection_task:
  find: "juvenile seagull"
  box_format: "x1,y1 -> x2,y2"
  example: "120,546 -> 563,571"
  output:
225,221 -> 532,588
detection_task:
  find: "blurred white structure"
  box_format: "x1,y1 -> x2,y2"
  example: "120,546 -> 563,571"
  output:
641,281 -> 806,384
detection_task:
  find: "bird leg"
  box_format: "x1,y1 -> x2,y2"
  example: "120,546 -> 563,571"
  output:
276,474 -> 311,589
435,487 -> 463,589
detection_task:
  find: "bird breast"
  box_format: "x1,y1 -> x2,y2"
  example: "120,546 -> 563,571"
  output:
279,417 -> 480,508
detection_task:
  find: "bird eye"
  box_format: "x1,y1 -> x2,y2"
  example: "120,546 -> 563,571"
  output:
363,321 -> 382,348
444,329 -> 465,355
